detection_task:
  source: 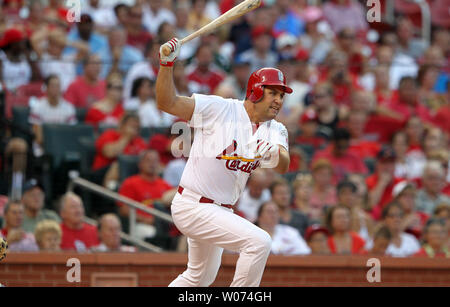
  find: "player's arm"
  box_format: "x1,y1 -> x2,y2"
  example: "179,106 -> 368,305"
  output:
155,38 -> 194,121
273,145 -> 290,174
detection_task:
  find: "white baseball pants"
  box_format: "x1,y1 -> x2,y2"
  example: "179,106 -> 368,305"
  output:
168,188 -> 272,287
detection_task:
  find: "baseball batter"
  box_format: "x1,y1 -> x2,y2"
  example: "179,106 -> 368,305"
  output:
156,38 -> 292,287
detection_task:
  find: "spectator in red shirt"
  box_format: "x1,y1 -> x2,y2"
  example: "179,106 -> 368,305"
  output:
325,205 -> 366,255
414,218 -> 449,258
92,112 -> 147,187
367,146 -> 405,220
64,54 -> 106,108
434,104 -> 450,136
346,109 -> 381,159
295,108 -> 326,150
313,127 -> 368,184
59,192 -> 99,251
125,4 -> 152,54
387,76 -> 433,124
85,73 -> 125,129
118,150 -> 173,240
186,43 -> 225,94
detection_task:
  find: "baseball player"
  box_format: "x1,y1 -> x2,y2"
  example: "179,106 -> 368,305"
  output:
156,38 -> 292,287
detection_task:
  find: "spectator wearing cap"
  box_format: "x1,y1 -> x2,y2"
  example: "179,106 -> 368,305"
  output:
30,27 -> 88,92
214,54 -> 250,100
125,4 -> 153,54
372,202 -> 420,257
64,53 -> 107,109
0,201 -> 39,252
92,112 -> 147,187
186,44 -> 225,95
59,192 -> 99,252
295,108 -> 326,150
29,75 -> 77,157
414,218 -> 449,258
298,6 -> 332,65
304,224 -> 330,255
34,219 -> 62,252
236,170 -> 271,223
98,26 -> 144,79
0,27 -> 40,92
325,205 -> 366,255
118,150 -> 173,241
64,13 -> 109,75
367,146 -> 405,220
415,161 -> 450,216
322,0 -> 368,34
272,0 -> 305,37
270,178 -> 309,237
281,49 -> 311,123
276,33 -> 298,61
337,180 -> 374,242
125,77 -> 174,128
308,159 -> 337,223
21,179 -> 60,233
392,181 -> 427,239
142,0 -> 176,36
361,225 -> 392,255
85,73 -> 125,129
238,25 -> 278,73
313,128 -> 368,184
256,201 -> 311,255
91,213 -> 136,252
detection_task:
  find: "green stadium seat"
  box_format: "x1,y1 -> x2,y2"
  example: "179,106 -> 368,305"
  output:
75,108 -> 87,123
11,106 -> 32,142
42,123 -> 95,170
118,154 -> 140,184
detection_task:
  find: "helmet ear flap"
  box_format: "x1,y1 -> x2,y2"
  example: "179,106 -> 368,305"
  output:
250,83 -> 264,103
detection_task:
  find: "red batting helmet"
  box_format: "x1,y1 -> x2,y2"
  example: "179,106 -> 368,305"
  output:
246,68 -> 293,102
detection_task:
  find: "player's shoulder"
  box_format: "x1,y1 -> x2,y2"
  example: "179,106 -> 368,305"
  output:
268,119 -> 288,133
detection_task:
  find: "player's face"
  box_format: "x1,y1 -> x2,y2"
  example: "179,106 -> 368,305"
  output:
257,86 -> 285,121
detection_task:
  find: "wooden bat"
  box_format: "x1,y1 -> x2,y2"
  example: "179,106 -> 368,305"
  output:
162,0 -> 262,56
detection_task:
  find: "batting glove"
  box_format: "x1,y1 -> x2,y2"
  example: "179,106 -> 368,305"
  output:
159,38 -> 181,67
256,140 -> 280,168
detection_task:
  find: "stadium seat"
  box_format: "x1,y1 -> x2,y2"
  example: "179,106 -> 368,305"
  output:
75,108 -> 87,123
140,127 -> 171,139
118,155 -> 140,184
43,123 -> 95,170
78,136 -> 96,178
11,106 -> 32,142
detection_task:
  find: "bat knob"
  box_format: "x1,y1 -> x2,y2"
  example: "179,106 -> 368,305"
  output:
162,45 -> 172,57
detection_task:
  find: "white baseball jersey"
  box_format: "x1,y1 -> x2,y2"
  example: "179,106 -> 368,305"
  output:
179,94 -> 289,205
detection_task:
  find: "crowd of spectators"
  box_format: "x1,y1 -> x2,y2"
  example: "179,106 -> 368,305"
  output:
0,0 -> 449,258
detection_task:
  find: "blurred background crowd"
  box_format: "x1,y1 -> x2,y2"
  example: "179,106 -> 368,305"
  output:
0,0 -> 449,258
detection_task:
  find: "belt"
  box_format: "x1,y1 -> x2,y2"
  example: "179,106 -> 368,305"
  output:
177,186 -> 233,209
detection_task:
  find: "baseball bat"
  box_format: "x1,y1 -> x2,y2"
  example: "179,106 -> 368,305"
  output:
162,0 -> 262,56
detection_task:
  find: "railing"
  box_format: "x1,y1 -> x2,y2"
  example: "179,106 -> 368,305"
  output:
67,176 -> 173,253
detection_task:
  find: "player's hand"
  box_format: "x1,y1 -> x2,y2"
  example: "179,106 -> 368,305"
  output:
256,140 -> 279,168
0,237 -> 8,261
159,38 -> 181,67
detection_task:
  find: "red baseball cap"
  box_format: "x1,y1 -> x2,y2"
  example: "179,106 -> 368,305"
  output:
300,109 -> 318,123
296,48 -> 310,61
251,26 -> 272,39
305,224 -> 329,241
0,28 -> 24,48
